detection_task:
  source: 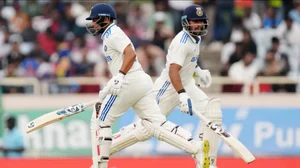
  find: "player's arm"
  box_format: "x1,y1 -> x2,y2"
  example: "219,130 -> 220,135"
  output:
168,43 -> 192,115
119,44 -> 136,75
169,63 -> 184,93
107,32 -> 136,95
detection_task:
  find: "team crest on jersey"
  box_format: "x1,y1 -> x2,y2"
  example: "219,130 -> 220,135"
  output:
104,45 -> 107,51
196,7 -> 203,16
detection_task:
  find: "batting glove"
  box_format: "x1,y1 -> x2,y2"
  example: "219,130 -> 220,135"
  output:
178,92 -> 193,116
195,67 -> 212,88
108,73 -> 125,95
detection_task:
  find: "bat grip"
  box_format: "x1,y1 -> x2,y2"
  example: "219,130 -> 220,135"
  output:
83,86 -> 110,108
192,108 -> 210,125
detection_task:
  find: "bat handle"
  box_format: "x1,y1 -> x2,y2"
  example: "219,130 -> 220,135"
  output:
83,86 -> 110,108
192,107 -> 210,124
83,100 -> 98,108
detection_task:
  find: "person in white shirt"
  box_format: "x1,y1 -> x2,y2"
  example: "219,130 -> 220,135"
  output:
228,50 -> 259,84
151,5 -> 221,168
109,4 -> 220,168
86,3 -> 207,168
242,7 -> 262,31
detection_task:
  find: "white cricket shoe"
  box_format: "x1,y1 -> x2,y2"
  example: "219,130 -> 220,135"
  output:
209,157 -> 218,168
192,140 -> 210,168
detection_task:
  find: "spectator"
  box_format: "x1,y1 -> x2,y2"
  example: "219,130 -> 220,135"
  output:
146,0 -> 174,46
9,3 -> 30,33
213,0 -> 234,41
261,49 -> 289,76
36,54 -> 54,80
220,41 -> 243,76
260,49 -> 295,92
241,29 -> 257,55
126,4 -> 148,41
263,6 -> 281,28
151,11 -> 174,51
228,50 -> 259,84
276,16 -> 300,46
36,27 -> 57,57
242,7 -> 262,31
227,16 -> 244,44
0,116 -> 25,157
136,40 -> 166,76
20,16 -> 38,42
6,41 -> 25,65
270,37 -> 290,70
288,2 -> 300,24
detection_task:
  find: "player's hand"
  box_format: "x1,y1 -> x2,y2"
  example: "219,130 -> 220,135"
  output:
178,93 -> 193,116
108,73 -> 125,95
195,69 -> 211,88
98,86 -> 108,103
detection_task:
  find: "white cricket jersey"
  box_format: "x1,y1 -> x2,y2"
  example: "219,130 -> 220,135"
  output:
159,29 -> 201,85
101,23 -> 142,76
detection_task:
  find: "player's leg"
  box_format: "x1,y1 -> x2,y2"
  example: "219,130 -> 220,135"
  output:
152,78 -> 210,167
133,75 -> 210,168
110,120 -> 152,155
91,102 -> 103,168
109,76 -> 210,167
90,92 -> 136,168
186,82 -> 222,168
92,71 -> 154,167
109,77 -> 178,156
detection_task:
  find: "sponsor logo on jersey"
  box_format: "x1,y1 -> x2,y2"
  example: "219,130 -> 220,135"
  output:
191,57 -> 197,62
106,56 -> 112,62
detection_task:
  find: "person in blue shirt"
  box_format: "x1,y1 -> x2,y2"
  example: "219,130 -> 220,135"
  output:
0,116 -> 25,157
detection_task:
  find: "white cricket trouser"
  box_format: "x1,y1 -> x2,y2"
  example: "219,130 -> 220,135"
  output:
152,77 -> 209,116
99,70 -> 166,126
152,77 -> 221,166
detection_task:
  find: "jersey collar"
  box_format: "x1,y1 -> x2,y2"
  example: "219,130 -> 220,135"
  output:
101,23 -> 116,39
182,29 -> 201,44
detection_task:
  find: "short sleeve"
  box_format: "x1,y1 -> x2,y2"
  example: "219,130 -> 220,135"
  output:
108,31 -> 132,54
168,42 -> 188,66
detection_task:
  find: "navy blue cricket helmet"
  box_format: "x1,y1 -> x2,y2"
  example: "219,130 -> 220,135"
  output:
86,3 -> 117,36
181,4 -> 209,36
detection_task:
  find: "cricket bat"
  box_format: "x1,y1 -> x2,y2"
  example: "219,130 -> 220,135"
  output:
193,108 -> 256,164
26,99 -> 98,133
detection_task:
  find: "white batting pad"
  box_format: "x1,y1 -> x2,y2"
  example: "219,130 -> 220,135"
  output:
96,126 -> 112,168
160,120 -> 193,141
90,105 -> 112,168
110,121 -> 152,155
141,119 -> 199,154
202,98 -> 222,165
91,105 -> 100,168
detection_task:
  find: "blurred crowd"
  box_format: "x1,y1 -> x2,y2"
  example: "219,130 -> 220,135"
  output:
0,0 -> 299,93
218,0 -> 300,92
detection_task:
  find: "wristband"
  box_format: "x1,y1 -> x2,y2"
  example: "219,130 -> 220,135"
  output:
177,89 -> 186,94
119,70 -> 126,75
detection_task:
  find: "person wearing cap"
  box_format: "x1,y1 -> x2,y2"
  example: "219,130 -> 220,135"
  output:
150,4 -> 221,168
108,4 -> 220,168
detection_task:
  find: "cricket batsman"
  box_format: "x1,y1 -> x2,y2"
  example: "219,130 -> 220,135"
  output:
108,4 -> 221,168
